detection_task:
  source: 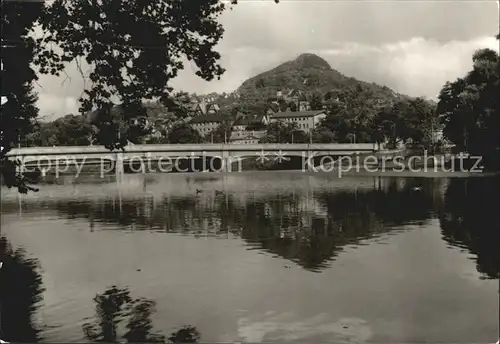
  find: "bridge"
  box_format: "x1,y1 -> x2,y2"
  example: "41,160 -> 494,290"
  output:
7,143 -> 380,175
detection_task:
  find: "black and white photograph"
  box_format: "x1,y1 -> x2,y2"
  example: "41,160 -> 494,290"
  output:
1,0 -> 499,343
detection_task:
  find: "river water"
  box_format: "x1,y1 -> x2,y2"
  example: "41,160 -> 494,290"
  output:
1,172 -> 498,343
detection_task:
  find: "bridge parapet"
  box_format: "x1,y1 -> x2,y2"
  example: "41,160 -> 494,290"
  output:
8,143 -> 379,157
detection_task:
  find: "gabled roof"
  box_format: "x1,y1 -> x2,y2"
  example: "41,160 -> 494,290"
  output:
208,104 -> 220,111
268,103 -> 280,113
199,102 -> 208,115
233,114 -> 266,126
270,110 -> 325,119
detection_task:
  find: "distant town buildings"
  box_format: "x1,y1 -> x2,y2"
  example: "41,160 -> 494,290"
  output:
269,110 -> 327,132
229,113 -> 268,144
232,113 -> 269,131
184,88 -> 329,141
189,114 -> 230,136
230,130 -> 266,144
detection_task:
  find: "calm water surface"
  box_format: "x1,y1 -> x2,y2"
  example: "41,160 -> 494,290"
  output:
1,172 -> 499,343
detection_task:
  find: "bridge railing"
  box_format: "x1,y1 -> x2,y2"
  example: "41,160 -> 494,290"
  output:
7,143 -> 379,156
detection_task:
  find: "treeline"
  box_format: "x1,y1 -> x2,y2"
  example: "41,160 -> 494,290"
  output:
258,95 -> 438,146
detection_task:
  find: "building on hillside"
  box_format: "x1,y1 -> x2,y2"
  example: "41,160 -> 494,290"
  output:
322,97 -> 343,111
206,103 -> 220,114
232,113 -> 269,131
276,89 -> 301,102
230,130 -> 266,144
187,103 -> 204,117
275,89 -> 311,111
270,110 -> 326,132
267,102 -> 280,115
298,100 -> 310,111
432,129 -> 444,143
189,115 -> 232,136
285,89 -> 300,101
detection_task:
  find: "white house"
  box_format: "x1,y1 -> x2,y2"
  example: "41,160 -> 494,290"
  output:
230,130 -> 266,144
189,115 -> 232,136
270,110 -> 327,132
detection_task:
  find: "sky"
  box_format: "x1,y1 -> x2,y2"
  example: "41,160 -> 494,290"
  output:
34,0 -> 499,120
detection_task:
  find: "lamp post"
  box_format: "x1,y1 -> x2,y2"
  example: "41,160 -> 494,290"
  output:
392,122 -> 396,149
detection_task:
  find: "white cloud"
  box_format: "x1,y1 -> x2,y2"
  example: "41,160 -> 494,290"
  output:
317,36 -> 499,99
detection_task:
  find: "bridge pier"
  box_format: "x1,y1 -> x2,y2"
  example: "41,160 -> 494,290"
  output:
304,151 -> 317,172
308,161 -> 317,172
222,154 -> 232,173
15,155 -> 24,174
115,152 -> 124,181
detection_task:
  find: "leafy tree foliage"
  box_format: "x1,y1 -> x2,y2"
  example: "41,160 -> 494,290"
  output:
34,0 -> 228,151
311,127 -> 336,143
260,122 -> 308,143
0,237 -> 45,342
22,114 -> 94,147
82,285 -> 200,343
373,97 -> 438,147
1,0 -> 44,192
437,37 -> 499,167
167,123 -> 203,144
1,0 -> 242,193
205,122 -> 232,143
309,92 -> 324,111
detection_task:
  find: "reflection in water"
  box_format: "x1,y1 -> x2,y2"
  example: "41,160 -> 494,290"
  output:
0,237 -> 45,342
44,178 -> 440,272
4,176 -> 497,276
82,286 -> 200,343
439,177 -> 500,279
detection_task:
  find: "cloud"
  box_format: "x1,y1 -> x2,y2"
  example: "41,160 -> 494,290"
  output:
317,36 -> 500,99
33,1 -> 499,119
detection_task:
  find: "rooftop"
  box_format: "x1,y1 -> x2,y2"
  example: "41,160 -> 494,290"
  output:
233,114 -> 266,126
